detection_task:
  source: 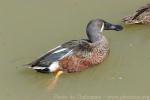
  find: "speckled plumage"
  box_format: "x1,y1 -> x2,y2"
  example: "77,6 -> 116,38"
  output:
59,36 -> 109,73
123,4 -> 150,24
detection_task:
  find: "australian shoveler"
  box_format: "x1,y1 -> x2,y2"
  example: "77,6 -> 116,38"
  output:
123,4 -> 150,24
26,19 -> 123,78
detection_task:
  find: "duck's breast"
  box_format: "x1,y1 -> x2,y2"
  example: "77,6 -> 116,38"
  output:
59,36 -> 109,73
89,36 -> 109,65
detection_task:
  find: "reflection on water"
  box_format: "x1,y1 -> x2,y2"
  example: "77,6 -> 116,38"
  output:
0,0 -> 150,100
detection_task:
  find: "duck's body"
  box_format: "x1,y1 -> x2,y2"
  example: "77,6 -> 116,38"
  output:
59,36 -> 109,73
27,19 -> 123,73
123,4 -> 150,24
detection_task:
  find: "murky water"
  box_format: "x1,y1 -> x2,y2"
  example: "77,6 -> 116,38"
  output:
0,0 -> 150,100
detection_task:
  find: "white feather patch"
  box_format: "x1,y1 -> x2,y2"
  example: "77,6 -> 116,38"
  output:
100,22 -> 104,32
53,48 -> 68,54
32,66 -> 46,70
48,61 -> 59,72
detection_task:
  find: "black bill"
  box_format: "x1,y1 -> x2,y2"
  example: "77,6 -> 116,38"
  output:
104,21 -> 123,31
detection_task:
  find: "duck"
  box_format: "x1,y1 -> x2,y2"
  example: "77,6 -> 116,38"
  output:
122,4 -> 150,24
26,19 -> 123,78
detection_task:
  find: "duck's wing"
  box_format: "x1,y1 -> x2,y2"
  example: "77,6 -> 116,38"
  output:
62,39 -> 94,58
27,39 -> 92,73
27,45 -> 67,67
133,4 -> 150,20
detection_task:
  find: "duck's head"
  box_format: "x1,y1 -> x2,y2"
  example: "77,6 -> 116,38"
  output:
86,19 -> 123,42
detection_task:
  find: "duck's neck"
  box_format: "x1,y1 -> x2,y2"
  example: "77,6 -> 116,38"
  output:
87,32 -> 102,43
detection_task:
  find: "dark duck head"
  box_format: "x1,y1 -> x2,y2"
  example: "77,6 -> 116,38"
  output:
86,19 -> 123,43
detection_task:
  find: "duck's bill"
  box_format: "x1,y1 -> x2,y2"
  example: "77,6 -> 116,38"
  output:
104,22 -> 123,31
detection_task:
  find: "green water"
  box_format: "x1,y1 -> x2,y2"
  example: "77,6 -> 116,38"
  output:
0,0 -> 150,100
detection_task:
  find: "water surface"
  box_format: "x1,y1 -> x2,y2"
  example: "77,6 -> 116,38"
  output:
0,0 -> 150,100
